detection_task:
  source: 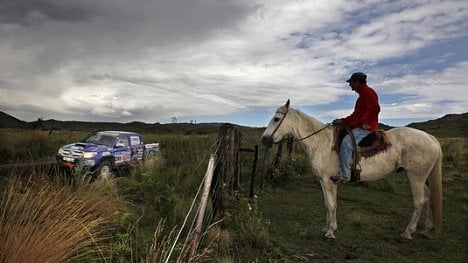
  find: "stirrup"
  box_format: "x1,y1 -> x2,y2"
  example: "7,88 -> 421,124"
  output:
330,175 -> 342,182
330,175 -> 349,185
350,169 -> 361,182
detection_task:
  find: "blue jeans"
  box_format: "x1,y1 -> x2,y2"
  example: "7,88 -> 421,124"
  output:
340,128 -> 371,179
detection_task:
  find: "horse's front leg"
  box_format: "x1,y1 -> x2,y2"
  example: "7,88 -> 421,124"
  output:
319,177 -> 338,240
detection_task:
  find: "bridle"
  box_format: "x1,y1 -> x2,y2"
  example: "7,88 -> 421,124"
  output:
269,107 -> 331,144
269,107 -> 289,140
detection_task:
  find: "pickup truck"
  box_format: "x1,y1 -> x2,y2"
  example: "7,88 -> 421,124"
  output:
56,131 -> 159,179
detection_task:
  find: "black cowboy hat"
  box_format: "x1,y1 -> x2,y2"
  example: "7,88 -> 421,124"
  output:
346,72 -> 367,82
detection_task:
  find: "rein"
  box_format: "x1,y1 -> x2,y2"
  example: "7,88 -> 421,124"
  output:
293,123 -> 332,142
271,106 -> 331,144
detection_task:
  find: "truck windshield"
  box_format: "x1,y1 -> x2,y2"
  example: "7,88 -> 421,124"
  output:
83,133 -> 117,146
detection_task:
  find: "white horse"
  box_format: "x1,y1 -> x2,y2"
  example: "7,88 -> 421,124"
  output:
261,100 -> 443,240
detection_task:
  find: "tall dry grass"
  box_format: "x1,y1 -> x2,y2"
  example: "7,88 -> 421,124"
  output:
143,219 -> 176,263
0,174 -> 122,262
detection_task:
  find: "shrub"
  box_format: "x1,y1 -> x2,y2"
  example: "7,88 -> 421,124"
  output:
238,209 -> 271,250
220,196 -> 272,261
440,138 -> 465,168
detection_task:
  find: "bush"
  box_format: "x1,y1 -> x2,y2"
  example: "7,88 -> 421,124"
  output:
440,138 -> 465,168
220,195 -> 272,261
238,209 -> 271,250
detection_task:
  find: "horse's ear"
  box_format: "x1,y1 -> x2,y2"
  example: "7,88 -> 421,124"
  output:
285,99 -> 290,108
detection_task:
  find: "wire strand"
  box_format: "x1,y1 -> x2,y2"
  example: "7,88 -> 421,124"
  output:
166,139 -> 222,263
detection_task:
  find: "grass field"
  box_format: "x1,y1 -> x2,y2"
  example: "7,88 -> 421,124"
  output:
0,128 -> 466,262
257,165 -> 467,262
254,137 -> 467,262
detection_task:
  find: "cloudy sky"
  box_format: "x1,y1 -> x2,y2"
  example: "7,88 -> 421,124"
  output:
1,0 -> 467,127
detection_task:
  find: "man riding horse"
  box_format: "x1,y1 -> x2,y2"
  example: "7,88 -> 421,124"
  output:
330,72 -> 381,184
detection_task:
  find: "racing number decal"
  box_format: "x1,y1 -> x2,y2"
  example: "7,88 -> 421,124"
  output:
114,150 -> 131,164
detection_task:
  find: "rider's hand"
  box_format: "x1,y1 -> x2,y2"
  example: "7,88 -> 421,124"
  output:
332,119 -> 343,126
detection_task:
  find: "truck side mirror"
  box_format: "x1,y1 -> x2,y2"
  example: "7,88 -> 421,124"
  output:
115,142 -> 125,148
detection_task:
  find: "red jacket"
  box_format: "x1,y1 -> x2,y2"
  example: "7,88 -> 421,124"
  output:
343,84 -> 380,132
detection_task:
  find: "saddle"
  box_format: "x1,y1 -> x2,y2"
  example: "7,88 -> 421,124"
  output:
357,130 -> 392,158
333,125 -> 392,181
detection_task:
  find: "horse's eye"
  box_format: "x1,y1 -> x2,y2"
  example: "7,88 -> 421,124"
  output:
273,117 -> 280,122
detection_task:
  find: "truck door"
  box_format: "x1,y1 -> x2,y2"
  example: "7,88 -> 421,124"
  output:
130,135 -> 144,162
114,135 -> 131,165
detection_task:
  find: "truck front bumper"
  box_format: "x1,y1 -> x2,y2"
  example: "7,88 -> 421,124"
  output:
55,155 -> 97,169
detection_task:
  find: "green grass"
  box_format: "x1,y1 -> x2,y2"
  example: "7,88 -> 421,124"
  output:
254,137 -> 468,262
0,128 -> 467,262
257,171 -> 467,262
0,129 -> 86,163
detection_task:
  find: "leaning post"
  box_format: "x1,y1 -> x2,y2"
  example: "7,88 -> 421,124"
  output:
190,154 -> 217,259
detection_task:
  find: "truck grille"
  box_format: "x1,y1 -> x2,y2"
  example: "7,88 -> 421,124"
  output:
62,149 -> 84,158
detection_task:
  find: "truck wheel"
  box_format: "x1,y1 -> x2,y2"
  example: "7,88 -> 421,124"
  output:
97,161 -> 113,180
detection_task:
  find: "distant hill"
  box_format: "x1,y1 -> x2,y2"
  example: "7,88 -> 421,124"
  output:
407,113 -> 468,138
0,111 -> 466,137
0,111 -> 28,128
40,119 -> 228,134
0,111 -> 257,135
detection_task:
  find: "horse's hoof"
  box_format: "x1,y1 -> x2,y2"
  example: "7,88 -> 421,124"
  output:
323,235 -> 335,242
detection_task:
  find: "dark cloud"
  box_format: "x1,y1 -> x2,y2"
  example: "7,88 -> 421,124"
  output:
0,0 -> 256,70
0,0 -> 96,26
1,0 -> 465,125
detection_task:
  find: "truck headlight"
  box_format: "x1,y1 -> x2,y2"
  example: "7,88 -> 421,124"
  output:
83,152 -> 97,159
58,147 -> 64,155
84,159 -> 95,166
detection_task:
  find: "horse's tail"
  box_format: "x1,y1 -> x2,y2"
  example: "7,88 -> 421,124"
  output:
430,146 -> 443,230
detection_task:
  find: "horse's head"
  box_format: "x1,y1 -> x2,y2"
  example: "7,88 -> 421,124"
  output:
261,99 -> 292,147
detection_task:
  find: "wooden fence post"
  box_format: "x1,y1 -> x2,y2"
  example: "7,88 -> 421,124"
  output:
273,141 -> 283,167
260,147 -> 269,190
211,124 -> 241,222
249,145 -> 258,199
190,154 -> 216,259
287,137 -> 294,159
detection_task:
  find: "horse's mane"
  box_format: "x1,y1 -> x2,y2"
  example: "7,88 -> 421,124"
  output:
289,108 -> 326,131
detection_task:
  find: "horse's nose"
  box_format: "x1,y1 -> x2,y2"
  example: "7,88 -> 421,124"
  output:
261,136 -> 273,148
